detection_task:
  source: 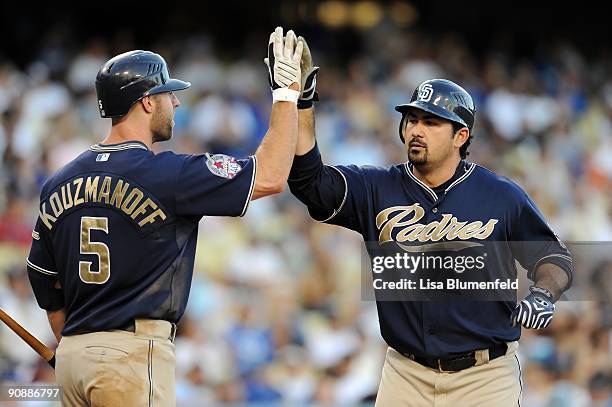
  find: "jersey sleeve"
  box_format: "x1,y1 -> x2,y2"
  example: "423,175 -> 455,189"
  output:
288,144 -> 370,234
509,192 -> 573,289
175,153 -> 256,217
26,217 -> 64,311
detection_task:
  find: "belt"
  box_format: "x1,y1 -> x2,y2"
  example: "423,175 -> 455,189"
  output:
402,343 -> 507,372
119,319 -> 177,343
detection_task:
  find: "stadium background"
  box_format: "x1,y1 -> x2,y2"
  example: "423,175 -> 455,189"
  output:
0,1 -> 610,405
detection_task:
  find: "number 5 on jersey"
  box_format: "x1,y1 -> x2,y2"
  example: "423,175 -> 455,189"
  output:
79,216 -> 110,284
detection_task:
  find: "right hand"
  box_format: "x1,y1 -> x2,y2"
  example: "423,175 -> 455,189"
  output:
512,286 -> 556,329
297,35 -> 319,109
265,27 -> 303,90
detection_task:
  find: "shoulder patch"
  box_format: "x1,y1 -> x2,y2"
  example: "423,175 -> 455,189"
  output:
32,230 -> 40,240
205,153 -> 242,179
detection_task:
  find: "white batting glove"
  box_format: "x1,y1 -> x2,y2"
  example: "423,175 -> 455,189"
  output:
512,286 -> 556,329
264,27 -> 303,103
297,35 -> 319,109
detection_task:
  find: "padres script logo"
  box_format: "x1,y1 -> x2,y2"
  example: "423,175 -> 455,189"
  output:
376,204 -> 498,251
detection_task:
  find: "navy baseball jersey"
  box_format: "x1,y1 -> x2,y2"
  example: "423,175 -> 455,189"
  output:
288,144 -> 572,358
27,141 -> 256,335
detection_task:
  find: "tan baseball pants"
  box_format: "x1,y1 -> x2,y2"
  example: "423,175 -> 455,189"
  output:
375,341 -> 522,407
55,319 -> 176,407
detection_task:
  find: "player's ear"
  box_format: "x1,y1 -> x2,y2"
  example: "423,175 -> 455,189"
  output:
454,127 -> 469,149
140,95 -> 156,114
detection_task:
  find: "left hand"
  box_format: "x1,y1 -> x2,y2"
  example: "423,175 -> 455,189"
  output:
512,286 -> 555,329
264,27 -> 303,90
297,35 -> 319,109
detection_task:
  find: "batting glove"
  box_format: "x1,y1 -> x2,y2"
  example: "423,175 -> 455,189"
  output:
512,286 -> 555,329
297,35 -> 319,109
264,27 -> 303,103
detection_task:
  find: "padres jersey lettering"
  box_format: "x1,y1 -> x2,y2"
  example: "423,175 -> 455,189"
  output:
376,204 -> 498,243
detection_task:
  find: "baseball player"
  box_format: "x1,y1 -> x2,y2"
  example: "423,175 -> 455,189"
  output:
26,27 -> 304,406
287,39 -> 572,406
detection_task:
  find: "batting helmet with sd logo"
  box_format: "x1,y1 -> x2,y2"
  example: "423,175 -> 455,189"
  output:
395,79 -> 475,143
95,50 -> 191,118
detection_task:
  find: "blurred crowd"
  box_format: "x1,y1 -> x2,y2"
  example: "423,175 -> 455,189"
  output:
0,25 -> 611,406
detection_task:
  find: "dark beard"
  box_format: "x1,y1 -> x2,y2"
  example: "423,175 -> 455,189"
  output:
408,149 -> 428,166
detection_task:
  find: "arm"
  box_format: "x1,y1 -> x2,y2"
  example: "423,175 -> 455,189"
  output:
27,217 -> 66,338
46,308 -> 65,343
510,193 -> 572,329
288,35 -> 342,216
533,263 -> 569,302
287,142 -> 346,220
296,106 -> 316,155
252,27 -> 304,200
252,85 -> 300,199
288,79 -> 346,220
295,35 -> 318,156
287,36 -> 365,232
512,263 -> 571,330
27,267 -> 65,340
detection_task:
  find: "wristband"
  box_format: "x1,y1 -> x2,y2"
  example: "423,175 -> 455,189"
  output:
298,99 -> 314,109
272,88 -> 300,104
531,286 -> 555,301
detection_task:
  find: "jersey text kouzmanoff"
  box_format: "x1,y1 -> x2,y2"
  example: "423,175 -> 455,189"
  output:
39,175 -> 166,230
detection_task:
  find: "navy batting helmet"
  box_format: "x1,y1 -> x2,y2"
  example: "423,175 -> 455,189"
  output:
95,50 -> 191,118
395,79 -> 475,142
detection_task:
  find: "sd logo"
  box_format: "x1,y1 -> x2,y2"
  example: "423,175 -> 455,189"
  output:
418,84 -> 433,102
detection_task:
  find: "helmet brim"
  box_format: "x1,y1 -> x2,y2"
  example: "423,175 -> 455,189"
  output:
144,79 -> 191,97
395,101 -> 469,129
